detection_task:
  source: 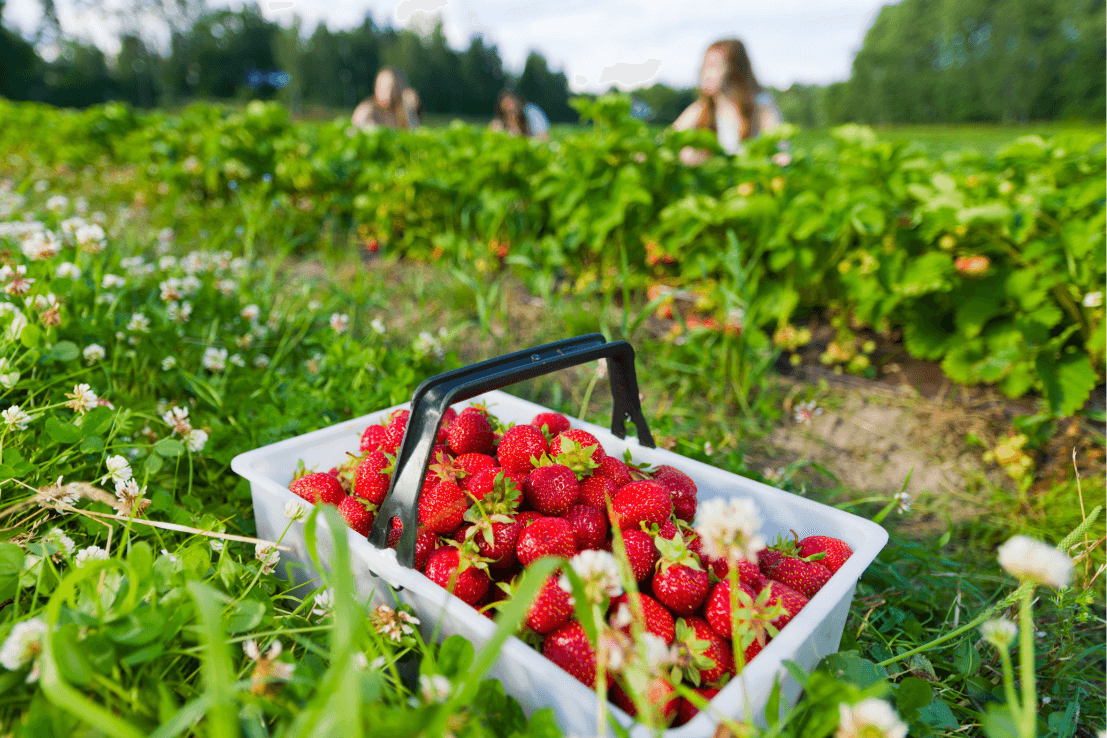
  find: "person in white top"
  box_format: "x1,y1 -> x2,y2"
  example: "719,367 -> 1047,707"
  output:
351,67 -> 421,130
672,39 -> 783,166
489,90 -> 550,141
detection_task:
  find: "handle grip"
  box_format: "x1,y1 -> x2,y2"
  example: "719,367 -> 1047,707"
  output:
367,334 -> 654,568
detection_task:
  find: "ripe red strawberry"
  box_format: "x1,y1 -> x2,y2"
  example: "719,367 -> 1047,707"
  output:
497,425 -> 549,473
703,579 -> 758,641
594,454 -> 633,487
462,466 -> 501,501
525,574 -> 575,634
470,519 -> 522,568
435,407 -> 459,444
796,535 -> 853,574
615,529 -> 659,582
524,464 -> 579,516
652,533 -> 710,616
516,517 -> 576,567
290,472 -> 346,506
577,474 -> 617,510
550,429 -> 604,464
387,523 -> 439,571
654,470 -> 697,522
424,545 -> 490,608
454,452 -> 497,478
675,617 -> 734,686
418,479 -> 469,534
338,496 -> 375,536
564,504 -> 607,550
757,581 -> 809,632
655,520 -> 679,540
677,687 -> 719,726
704,554 -> 768,590
530,412 -> 571,436
358,423 -> 388,453
610,679 -> 678,725
353,451 -> 392,505
543,621 -> 597,687
611,480 -> 672,530
382,410 -> 409,453
610,592 -> 676,644
515,510 -> 544,528
761,555 -> 831,599
447,411 -> 494,455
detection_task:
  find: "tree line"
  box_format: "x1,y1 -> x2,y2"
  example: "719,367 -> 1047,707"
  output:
1,0 -> 1102,125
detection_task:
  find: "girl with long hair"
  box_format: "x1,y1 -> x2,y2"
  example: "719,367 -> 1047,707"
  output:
351,67 -> 420,130
672,39 -> 783,165
489,90 -> 550,141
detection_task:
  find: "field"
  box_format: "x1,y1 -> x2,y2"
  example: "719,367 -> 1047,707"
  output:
0,96 -> 1102,738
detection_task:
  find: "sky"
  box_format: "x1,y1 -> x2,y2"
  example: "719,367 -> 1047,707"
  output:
2,0 -> 892,92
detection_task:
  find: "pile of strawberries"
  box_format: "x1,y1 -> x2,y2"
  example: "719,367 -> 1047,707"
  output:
288,403 -> 853,727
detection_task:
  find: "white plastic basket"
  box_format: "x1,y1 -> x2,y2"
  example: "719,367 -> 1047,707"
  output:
231,340 -> 888,737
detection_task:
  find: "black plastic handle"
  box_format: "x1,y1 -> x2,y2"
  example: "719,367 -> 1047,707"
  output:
366,334 -> 655,568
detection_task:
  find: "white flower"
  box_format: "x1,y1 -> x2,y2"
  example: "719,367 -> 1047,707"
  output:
893,491 -> 911,514
703,441 -> 715,456
229,353 -> 245,368
794,400 -> 823,424
75,546 -> 109,567
166,301 -> 192,323
105,455 -> 133,485
1,264 -> 34,296
330,313 -> 349,334
160,548 -> 179,564
0,358 -> 19,388
255,543 -> 279,575
560,550 -> 623,603
161,356 -> 177,371
158,227 -> 175,247
21,230 -> 60,260
202,347 -> 227,372
981,619 -> 1017,648
253,354 -> 270,369
997,535 -> 1073,589
2,405 -> 30,431
0,618 -> 46,681
243,639 -> 294,681
772,152 -> 792,167
284,500 -> 308,521
162,406 -> 192,435
159,278 -> 182,301
127,313 -> 150,333
101,274 -> 126,289
33,180 -> 48,193
763,467 -> 785,483
114,478 -> 148,511
45,194 -> 68,212
595,358 -> 608,379
64,383 -> 98,414
43,528 -> 76,557
369,604 -> 421,643
311,588 -> 334,619
835,698 -> 908,738
307,299 -> 322,312
185,428 -> 209,453
694,497 -> 765,564
83,344 -> 105,364
55,262 -> 82,280
216,279 -> 237,296
413,331 -> 444,359
419,673 -> 452,703
210,539 -> 225,552
241,304 -> 260,322
7,310 -> 27,340
180,275 -> 202,295
370,317 -> 386,334
1083,292 -> 1103,308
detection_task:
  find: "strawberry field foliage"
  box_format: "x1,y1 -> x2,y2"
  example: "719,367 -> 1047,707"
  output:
1,95 -> 1104,416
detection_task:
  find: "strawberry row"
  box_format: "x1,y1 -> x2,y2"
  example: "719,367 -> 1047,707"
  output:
287,404 -> 853,728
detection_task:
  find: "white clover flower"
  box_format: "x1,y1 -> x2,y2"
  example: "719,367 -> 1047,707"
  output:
55,262 -> 82,281
1,264 -> 34,296
180,275 -> 202,295
893,491 -> 911,514
60,217 -> 85,238
560,550 -> 623,603
159,278 -> 182,301
255,543 -> 279,575
158,255 -> 178,270
202,347 -> 227,372
101,274 -> 126,289
64,383 -> 98,414
162,406 -> 191,435
639,632 -> 678,673
43,528 -> 76,558
21,231 -> 60,260
595,357 -> 608,379
311,588 -> 334,619
835,698 -> 908,738
105,455 -> 133,485
329,313 -> 350,334
75,546 -> 109,567
980,618 -> 1018,649
166,300 -> 193,324
161,356 -> 177,371
7,311 -> 28,340
284,500 -> 308,522
0,617 -> 46,681
413,331 -> 444,359
2,405 -> 30,431
772,151 -> 793,167
703,441 -> 715,456
229,353 -> 245,368
253,354 -> 270,369
370,604 -> 421,643
370,317 -> 386,334
185,428 -> 209,453
307,299 -> 322,312
83,344 -> 105,364
419,674 -> 452,703
210,539 -> 225,552
1084,292 -> 1103,308
241,304 -> 260,322
763,467 -> 785,483
794,400 -> 823,424
74,197 -> 88,214
0,358 -> 19,389
45,194 -> 68,213
997,535 -> 1073,589
127,313 -> 150,333
158,227 -> 175,247
243,639 -> 295,681
216,279 -> 237,296
694,497 -> 765,564
33,180 -> 48,193
114,478 -> 148,511
160,548 -> 179,564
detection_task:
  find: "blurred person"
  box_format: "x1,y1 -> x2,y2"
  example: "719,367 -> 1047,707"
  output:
352,67 -> 420,129
672,39 -> 784,166
403,87 -> 424,126
489,90 -> 550,141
